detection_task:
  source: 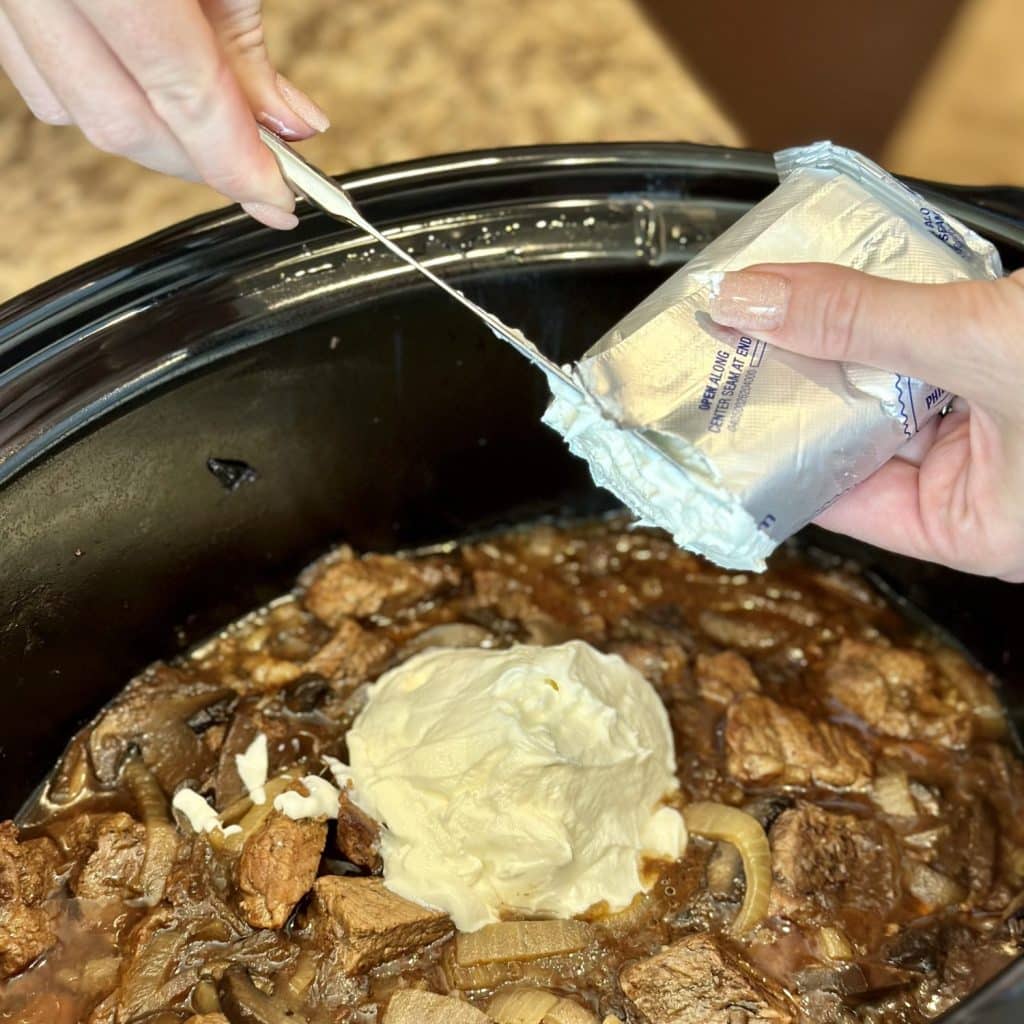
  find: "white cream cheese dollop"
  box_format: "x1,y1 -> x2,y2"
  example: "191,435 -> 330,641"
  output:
172,788 -> 241,837
346,639 -> 687,932
235,733 -> 269,805
272,759 -> 359,821
274,776 -> 341,820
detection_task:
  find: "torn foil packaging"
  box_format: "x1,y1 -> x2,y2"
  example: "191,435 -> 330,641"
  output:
543,141 -> 1003,571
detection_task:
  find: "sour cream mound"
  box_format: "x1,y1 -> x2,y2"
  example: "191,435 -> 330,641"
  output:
346,640 -> 687,932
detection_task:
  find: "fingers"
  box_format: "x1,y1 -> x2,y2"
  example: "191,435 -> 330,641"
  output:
894,415 -> 939,467
5,0 -> 197,178
74,0 -> 296,219
814,407 -> 999,575
4,0 -> 310,228
709,263 -> 1023,412
0,5 -> 69,124
814,458 -> 935,562
201,0 -> 329,140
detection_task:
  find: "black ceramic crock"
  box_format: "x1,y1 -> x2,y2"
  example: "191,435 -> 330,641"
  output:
0,143 -> 1021,1021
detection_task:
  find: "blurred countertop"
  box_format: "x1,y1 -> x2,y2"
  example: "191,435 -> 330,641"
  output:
0,0 -> 739,303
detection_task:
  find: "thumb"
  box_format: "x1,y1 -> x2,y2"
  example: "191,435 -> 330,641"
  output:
708,262 -> 1022,410
201,0 -> 329,140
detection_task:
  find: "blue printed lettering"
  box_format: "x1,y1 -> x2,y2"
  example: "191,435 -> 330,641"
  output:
700,350 -> 732,412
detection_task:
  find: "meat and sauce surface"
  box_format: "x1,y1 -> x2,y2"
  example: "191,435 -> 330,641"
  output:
1,517 -> 1022,1023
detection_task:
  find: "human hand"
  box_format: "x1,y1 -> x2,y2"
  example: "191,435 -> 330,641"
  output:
709,263 -> 1024,582
0,0 -> 330,228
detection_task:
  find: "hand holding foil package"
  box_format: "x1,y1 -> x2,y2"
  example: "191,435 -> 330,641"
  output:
543,141 -> 1003,571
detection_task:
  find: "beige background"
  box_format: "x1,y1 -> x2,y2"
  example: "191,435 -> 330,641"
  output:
884,0 -> 1024,186
0,0 -> 738,302
1,0 -> 1021,303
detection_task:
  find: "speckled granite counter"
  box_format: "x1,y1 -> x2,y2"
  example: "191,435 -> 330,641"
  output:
0,0 -> 738,303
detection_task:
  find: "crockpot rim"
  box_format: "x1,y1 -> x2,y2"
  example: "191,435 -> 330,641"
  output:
3,139 -> 1022,342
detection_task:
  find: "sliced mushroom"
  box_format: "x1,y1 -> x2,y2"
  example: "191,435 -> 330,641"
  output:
116,926 -> 187,1020
192,977 -> 223,1014
47,733 -> 94,805
795,960 -> 915,1001
88,665 -> 235,791
218,970 -> 317,1024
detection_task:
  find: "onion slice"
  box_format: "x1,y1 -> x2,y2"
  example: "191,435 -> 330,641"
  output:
455,920 -> 594,966
684,801 -> 771,934
124,756 -> 178,906
487,987 -> 597,1024
544,1000 -> 598,1024
488,987 -> 561,1023
818,926 -> 854,960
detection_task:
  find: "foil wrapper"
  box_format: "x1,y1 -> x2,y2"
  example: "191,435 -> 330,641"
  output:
543,141 -> 1003,571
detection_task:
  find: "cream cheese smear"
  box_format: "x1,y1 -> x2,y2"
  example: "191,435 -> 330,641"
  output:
542,373 -> 775,571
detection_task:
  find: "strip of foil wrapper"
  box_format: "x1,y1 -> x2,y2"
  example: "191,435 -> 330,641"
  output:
542,141 -> 1003,571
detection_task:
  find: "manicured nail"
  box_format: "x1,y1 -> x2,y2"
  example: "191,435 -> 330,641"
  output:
276,73 -> 330,134
242,201 -> 299,230
257,110 -> 309,142
708,270 -> 791,333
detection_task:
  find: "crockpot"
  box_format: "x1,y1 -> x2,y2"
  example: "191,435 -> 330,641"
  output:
0,142 -> 1021,1021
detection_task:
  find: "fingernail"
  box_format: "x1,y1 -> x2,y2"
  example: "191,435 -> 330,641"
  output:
257,110 -> 310,142
708,270 -> 791,333
276,73 -> 330,133
242,201 -> 299,230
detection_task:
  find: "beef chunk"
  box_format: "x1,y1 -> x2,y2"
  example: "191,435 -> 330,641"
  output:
826,639 -> 972,749
609,641 -> 689,693
237,811 -> 326,929
67,812 -> 146,900
471,568 -> 603,642
384,989 -> 492,1023
698,609 -> 789,652
304,549 -> 460,625
0,822 -> 60,979
0,902 -> 56,982
303,617 -> 394,681
931,647 -> 1005,738
725,695 -> 872,788
696,651 -> 761,705
337,787 -> 382,872
909,796 -> 998,904
769,803 -> 901,927
309,876 -> 452,973
619,934 -> 793,1024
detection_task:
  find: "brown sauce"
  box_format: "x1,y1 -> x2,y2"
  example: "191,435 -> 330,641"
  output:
0,516 -> 1021,1023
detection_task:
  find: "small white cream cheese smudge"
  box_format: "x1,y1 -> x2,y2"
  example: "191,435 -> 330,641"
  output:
172,787 -> 241,837
235,733 -> 269,805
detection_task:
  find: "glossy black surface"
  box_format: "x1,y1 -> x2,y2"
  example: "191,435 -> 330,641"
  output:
0,143 -> 1020,1021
